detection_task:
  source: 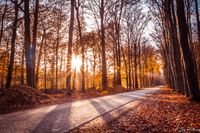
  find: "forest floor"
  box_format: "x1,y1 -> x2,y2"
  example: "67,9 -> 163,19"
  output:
71,88 -> 200,133
0,85 -> 130,114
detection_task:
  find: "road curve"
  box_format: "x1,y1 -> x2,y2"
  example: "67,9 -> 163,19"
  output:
0,87 -> 160,133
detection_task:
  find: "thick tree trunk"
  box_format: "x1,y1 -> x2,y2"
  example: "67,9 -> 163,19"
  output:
5,0 -> 18,89
176,0 -> 200,101
24,0 -> 34,87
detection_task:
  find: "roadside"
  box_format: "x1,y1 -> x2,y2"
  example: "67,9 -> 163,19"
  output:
0,85 -> 130,115
71,88 -> 200,133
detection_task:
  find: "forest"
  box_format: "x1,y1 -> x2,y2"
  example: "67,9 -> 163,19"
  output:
0,0 -> 200,132
0,0 -> 163,93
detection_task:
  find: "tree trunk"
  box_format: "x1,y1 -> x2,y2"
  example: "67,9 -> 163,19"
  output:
21,43 -> 25,85
66,0 -> 75,95
100,0 -> 107,90
75,0 -> 85,92
32,0 -> 39,88
5,0 -> 18,89
134,43 -> 138,89
195,0 -> 200,44
0,0 -> 7,46
24,0 -> 34,87
36,33 -> 45,88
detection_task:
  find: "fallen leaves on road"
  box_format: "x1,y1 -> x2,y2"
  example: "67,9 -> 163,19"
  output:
71,88 -> 200,133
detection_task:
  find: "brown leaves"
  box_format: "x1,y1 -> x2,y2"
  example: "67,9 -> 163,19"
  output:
0,85 -> 49,114
72,88 -> 200,133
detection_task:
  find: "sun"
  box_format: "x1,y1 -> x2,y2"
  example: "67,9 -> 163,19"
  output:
72,55 -> 82,71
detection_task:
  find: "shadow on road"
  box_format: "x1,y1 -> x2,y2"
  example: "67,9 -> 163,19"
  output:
33,103 -> 72,133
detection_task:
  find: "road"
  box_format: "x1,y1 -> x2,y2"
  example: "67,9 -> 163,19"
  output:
0,87 -> 160,133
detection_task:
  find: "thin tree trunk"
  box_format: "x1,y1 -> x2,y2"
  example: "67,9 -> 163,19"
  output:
36,33 -> 45,88
134,43 -> 138,89
21,43 -> 25,85
195,0 -> 200,44
44,40 -> 47,91
0,0 -> 7,46
32,0 -> 39,88
66,0 -> 75,95
100,0 -> 107,90
75,0 -> 85,92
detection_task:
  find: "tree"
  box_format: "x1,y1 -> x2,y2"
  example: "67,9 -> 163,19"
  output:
100,0 -> 108,90
5,0 -> 19,89
24,0 -> 34,87
66,0 -> 75,94
75,0 -> 85,92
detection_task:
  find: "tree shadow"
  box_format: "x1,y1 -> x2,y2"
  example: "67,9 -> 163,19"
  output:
33,103 -> 72,133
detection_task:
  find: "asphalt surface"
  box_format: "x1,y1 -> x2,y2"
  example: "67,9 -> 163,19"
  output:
0,87 -> 160,133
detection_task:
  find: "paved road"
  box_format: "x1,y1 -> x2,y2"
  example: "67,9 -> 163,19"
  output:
0,87 -> 160,133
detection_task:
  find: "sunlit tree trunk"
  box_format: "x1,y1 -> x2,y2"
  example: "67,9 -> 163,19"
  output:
195,0 -> 200,44
121,47 -> 128,90
32,0 -> 39,88
75,0 -> 85,92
